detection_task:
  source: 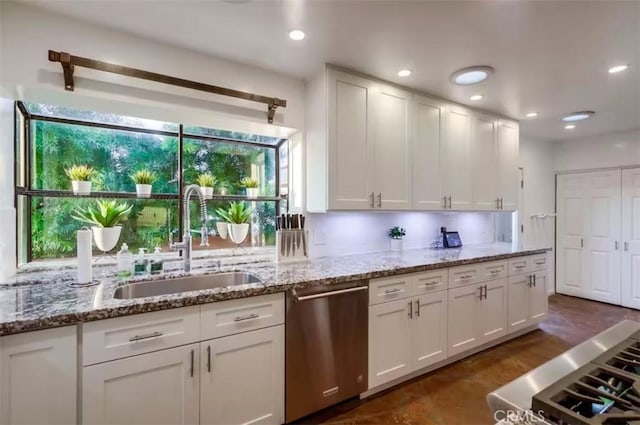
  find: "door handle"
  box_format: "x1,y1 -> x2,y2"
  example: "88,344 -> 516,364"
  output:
496,198 -> 500,209
580,238 -> 584,248
442,196 -> 447,208
528,275 -> 533,287
483,284 -> 488,300
615,240 -> 619,250
206,345 -> 211,373
377,193 -> 382,208
478,285 -> 484,300
414,300 -> 420,317
500,198 -> 504,209
625,241 -> 630,251
533,274 -> 537,287
190,349 -> 194,378
370,192 -> 375,208
408,301 -> 413,319
447,196 -> 452,209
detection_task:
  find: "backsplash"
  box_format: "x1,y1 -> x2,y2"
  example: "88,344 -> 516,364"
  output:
306,211 -> 499,257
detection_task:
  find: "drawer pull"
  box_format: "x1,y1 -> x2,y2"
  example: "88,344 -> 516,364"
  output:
421,281 -> 440,286
384,288 -> 403,294
129,331 -> 163,342
535,260 -> 545,265
234,313 -> 260,322
460,274 -> 473,279
490,269 -> 501,274
515,264 -> 526,269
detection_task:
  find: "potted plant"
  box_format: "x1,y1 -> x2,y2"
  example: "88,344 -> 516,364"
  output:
65,164 -> 95,195
72,200 -> 133,253
216,202 -> 252,245
196,173 -> 215,199
240,177 -> 259,198
388,226 -> 406,252
132,169 -> 156,198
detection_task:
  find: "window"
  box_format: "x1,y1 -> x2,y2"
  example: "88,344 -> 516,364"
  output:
15,102 -> 287,263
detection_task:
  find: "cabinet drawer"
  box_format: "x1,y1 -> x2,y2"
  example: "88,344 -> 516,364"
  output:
83,306 -> 200,366
369,274 -> 412,305
530,254 -> 548,272
200,293 -> 284,340
412,269 -> 449,295
448,264 -> 481,288
509,256 -> 530,275
478,260 -> 508,282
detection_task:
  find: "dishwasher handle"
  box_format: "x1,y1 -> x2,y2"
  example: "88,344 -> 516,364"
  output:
292,286 -> 368,302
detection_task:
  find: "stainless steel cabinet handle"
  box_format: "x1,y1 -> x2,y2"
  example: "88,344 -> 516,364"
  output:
408,301 -> 413,319
528,275 -> 533,287
533,274 -> 537,287
461,274 -> 473,279
129,331 -> 163,342
478,286 -> 484,300
442,196 -> 447,208
447,196 -> 452,209
615,240 -> 619,250
377,193 -> 382,208
414,300 -> 420,317
490,269 -> 501,274
293,286 -> 368,302
206,345 -> 211,373
190,349 -> 194,377
580,238 -> 584,248
515,264 -> 526,269
496,198 -> 500,209
535,260 -> 545,265
384,288 -> 402,294
484,285 -> 488,299
500,198 -> 504,209
234,313 -> 259,322
421,280 -> 440,286
370,192 -> 375,208
625,242 -> 630,251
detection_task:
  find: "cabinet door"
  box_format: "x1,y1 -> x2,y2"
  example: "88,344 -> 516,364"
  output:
411,292 -> 448,371
373,83 -> 412,209
327,69 -> 375,209
507,274 -> 531,333
478,278 -> 508,345
447,284 -> 482,357
496,119 -> 519,210
368,299 -> 412,388
471,113 -> 498,210
1,326 -> 77,425
530,271 -> 549,323
622,168 -> 640,309
83,344 -> 199,425
201,326 -> 284,425
442,105 -> 473,210
412,95 -> 445,210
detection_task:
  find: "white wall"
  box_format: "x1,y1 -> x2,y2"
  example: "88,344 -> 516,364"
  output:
554,129 -> 640,172
307,211 -> 495,257
0,98 -> 15,279
0,2 -> 305,137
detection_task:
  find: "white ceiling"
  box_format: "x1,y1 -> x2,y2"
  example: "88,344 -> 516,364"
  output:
22,0 -> 640,142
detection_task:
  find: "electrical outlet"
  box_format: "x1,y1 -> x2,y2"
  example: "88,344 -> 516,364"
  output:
314,228 -> 327,245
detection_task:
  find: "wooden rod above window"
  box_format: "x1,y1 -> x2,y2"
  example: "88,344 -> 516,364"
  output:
48,50 -> 287,124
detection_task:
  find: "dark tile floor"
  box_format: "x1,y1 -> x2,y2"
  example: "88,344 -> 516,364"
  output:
295,294 -> 640,425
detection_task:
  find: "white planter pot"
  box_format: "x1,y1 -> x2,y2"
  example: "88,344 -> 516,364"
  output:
92,226 -> 122,253
228,223 -> 249,245
136,184 -> 152,198
72,180 -> 92,195
245,188 -> 259,198
219,187 -> 228,196
390,238 -> 403,252
201,186 -> 214,200
216,222 -> 228,239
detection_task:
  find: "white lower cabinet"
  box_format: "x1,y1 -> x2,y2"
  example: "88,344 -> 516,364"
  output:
530,271 -> 549,323
478,278 -> 508,344
200,326 -> 284,425
411,291 -> 448,370
0,326 -> 77,425
83,343 -> 200,425
508,271 -> 548,333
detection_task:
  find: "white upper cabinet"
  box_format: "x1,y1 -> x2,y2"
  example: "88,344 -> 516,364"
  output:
327,69 -> 376,210
442,104 -> 473,210
373,83 -> 412,210
412,95 -> 446,210
471,113 -> 498,210
496,119 -> 520,210
622,168 -> 640,309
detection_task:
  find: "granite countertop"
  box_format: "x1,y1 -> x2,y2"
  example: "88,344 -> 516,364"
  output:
0,243 -> 550,336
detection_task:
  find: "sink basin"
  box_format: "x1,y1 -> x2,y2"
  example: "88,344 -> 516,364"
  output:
113,272 -> 262,299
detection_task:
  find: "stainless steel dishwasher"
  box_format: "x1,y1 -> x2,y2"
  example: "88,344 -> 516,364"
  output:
285,281 -> 368,423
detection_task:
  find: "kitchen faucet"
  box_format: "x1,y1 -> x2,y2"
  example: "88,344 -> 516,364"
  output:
170,184 -> 209,272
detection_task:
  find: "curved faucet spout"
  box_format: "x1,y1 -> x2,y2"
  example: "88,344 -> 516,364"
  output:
170,184 -> 209,272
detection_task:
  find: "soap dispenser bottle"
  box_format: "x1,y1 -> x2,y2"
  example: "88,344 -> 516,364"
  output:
134,248 -> 149,276
150,247 -> 164,275
116,243 -> 133,280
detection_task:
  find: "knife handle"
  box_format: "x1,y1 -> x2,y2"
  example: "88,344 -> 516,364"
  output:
300,215 -> 305,229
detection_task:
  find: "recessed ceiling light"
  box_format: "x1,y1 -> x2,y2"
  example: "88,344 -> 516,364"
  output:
565,124 -> 576,130
562,111 -> 594,122
288,30 -> 305,41
450,66 -> 495,85
397,69 -> 412,77
525,112 -> 538,118
608,64 -> 629,74
470,94 -> 483,101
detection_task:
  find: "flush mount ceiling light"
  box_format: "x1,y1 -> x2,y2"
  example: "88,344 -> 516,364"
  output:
450,66 -> 494,85
469,94 -> 483,101
609,64 -> 629,74
562,111 -> 594,122
288,30 -> 305,41
525,112 -> 539,118
397,69 -> 412,77
565,124 -> 576,130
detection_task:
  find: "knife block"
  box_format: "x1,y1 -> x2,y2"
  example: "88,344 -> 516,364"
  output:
276,229 -> 309,263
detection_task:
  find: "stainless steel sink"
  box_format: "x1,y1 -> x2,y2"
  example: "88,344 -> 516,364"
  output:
113,272 -> 262,299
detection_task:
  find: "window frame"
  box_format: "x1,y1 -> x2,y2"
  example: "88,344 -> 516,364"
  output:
14,100 -> 288,264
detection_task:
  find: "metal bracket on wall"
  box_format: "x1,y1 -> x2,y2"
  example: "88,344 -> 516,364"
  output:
47,50 -> 287,124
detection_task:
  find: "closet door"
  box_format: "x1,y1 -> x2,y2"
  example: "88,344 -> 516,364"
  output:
583,170 -> 621,304
622,168 -> 640,309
